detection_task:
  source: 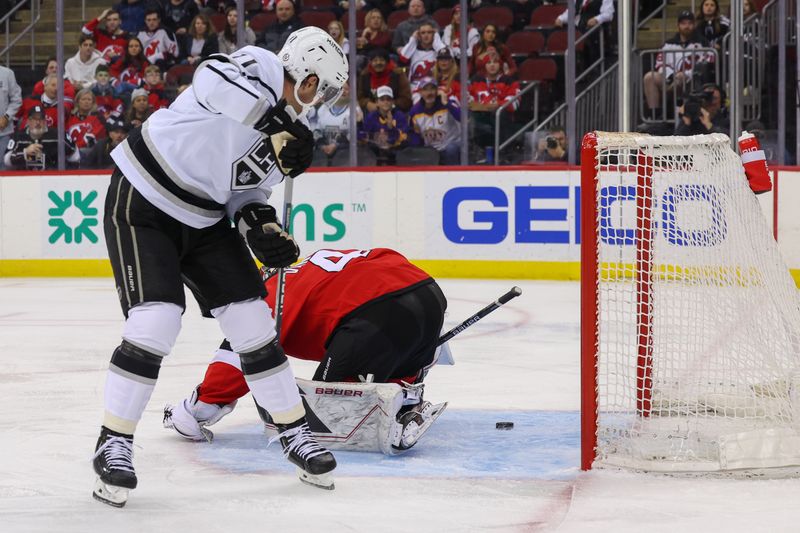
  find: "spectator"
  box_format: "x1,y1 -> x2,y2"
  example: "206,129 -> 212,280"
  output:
217,6 -> 256,54
3,106 -> 79,170
258,0 -> 304,53
178,12 -> 219,65
408,77 -> 460,165
432,48 -> 460,102
361,85 -> 409,166
161,0 -> 200,36
441,4 -> 479,60
33,58 -> 76,102
312,82 -> 363,166
400,22 -> 446,96
142,65 -> 171,109
19,74 -> 73,131
138,9 -> 179,71
92,65 -> 125,120
126,87 -> 152,128
694,0 -> 729,49
65,35 -> 107,92
327,20 -> 349,54
470,24 -> 517,77
744,0 -> 758,19
110,37 -> 150,98
359,48 -> 413,113
0,65 -> 22,171
82,8 -> 130,63
83,116 -> 130,169
535,126 -> 567,162
642,11 -> 709,119
468,52 -> 520,159
675,82 -> 728,136
555,0 -> 615,32
356,9 -> 392,58
392,0 -> 439,56
114,0 -> 150,33
197,0 -> 228,14
66,89 -> 108,159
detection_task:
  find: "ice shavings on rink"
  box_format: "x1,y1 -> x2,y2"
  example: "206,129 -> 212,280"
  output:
196,409 -> 580,481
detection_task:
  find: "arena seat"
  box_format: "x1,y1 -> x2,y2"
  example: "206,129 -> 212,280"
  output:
506,31 -> 545,61
299,10 -> 337,29
526,4 -> 565,30
387,10 -> 411,28
472,6 -> 514,33
249,12 -> 277,32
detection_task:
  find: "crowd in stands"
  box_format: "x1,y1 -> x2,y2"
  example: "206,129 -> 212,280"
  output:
0,0 -> 776,170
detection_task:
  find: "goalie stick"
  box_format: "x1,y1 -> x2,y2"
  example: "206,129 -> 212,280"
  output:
437,286 -> 522,345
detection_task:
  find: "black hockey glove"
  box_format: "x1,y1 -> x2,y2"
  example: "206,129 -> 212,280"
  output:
254,99 -> 314,178
235,204 -> 300,268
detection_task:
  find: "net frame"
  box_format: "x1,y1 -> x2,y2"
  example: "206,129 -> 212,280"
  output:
581,131 -> 800,472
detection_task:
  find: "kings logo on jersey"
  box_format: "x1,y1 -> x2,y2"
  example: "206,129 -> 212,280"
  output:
231,137 -> 277,189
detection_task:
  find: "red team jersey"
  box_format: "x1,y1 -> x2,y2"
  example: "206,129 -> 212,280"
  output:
264,248 -> 432,361
196,248 -> 432,405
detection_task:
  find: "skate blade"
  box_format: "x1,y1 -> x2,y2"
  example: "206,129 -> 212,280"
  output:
92,478 -> 130,508
296,467 -> 335,490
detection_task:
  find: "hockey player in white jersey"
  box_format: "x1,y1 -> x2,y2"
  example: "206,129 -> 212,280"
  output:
92,27 -> 348,507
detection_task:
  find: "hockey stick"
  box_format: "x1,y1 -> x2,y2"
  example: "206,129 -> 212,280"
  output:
274,175 -> 294,338
437,286 -> 522,346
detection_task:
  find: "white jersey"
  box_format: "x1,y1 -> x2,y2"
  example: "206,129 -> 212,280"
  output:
111,46 -> 286,228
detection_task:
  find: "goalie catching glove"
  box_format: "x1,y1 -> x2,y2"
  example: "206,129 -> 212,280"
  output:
254,99 -> 314,177
235,204 -> 299,268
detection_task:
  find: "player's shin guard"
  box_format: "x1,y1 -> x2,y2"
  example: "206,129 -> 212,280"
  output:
94,341 -> 163,507
241,340 -> 336,489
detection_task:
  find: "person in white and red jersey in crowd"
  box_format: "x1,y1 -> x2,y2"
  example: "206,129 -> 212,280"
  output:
83,115 -> 130,170
0,64 -> 22,171
4,105 -> 79,170
408,76 -> 461,165
642,10 -> 711,119
163,248 -> 449,454
65,35 -> 108,92
468,52 -> 520,158
441,4 -> 479,61
67,89 -> 108,159
137,8 -> 179,71
400,22 -> 446,98
82,8 -> 130,63
19,74 -> 73,131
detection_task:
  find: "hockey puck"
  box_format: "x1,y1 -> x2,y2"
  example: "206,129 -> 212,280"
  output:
495,422 -> 514,430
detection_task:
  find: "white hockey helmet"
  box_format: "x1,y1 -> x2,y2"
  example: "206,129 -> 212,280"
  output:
278,27 -> 349,115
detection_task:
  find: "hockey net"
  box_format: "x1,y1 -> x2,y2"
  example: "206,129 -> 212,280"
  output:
581,131 -> 800,472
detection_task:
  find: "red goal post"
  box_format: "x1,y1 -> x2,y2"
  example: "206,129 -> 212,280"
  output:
580,131 -> 800,473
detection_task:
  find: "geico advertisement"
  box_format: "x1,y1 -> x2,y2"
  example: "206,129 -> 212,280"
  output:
426,170 -> 582,260
426,170 -> 767,262
36,173 -> 373,258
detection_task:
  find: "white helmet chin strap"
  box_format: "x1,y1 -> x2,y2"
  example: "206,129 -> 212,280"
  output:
292,82 -> 320,119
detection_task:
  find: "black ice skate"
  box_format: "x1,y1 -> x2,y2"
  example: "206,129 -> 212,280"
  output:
271,418 -> 336,490
92,426 -> 137,507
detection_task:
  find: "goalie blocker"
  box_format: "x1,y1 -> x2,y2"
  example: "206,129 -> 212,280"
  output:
165,248 -> 451,454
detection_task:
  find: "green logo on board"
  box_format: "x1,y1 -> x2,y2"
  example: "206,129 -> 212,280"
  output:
47,190 -> 99,244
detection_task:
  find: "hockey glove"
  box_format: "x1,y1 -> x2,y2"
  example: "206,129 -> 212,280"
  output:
254,99 -> 314,178
235,204 -> 300,268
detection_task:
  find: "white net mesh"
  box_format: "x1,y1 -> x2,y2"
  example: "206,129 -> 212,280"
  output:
590,132 -> 800,471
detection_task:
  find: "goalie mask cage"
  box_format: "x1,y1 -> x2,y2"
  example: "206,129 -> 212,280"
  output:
580,131 -> 800,472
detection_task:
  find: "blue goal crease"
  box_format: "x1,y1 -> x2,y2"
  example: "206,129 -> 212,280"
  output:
195,410 -> 581,481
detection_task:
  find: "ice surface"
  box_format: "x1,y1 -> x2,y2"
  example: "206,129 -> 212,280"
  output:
1,278 -> 799,532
